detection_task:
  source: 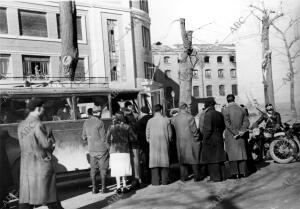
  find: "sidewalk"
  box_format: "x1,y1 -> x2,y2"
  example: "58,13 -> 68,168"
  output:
37,161 -> 300,209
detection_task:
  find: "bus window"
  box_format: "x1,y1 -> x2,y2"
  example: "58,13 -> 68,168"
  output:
40,97 -> 72,121
76,96 -> 109,119
0,98 -> 28,124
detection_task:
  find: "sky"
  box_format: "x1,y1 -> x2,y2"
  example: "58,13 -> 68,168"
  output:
148,0 -> 295,45
148,0 -> 300,109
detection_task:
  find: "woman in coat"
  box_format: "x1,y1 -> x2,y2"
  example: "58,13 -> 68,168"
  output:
106,112 -> 137,194
200,101 -> 227,182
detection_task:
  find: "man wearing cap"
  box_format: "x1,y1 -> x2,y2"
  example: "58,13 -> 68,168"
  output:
135,106 -> 152,183
223,94 -> 250,179
171,102 -> 201,182
200,100 -> 227,182
18,98 -> 63,209
82,108 -> 109,194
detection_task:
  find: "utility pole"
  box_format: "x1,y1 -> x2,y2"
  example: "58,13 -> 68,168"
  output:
250,3 -> 283,107
59,1 -> 78,81
178,18 -> 194,111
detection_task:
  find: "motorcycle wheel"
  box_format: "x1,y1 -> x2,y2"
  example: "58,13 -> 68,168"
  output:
270,139 -> 295,164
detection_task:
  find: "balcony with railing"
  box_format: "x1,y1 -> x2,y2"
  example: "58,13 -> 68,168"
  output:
0,76 -> 109,88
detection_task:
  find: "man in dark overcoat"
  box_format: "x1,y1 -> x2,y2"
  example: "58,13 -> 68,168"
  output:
171,102 -> 201,181
223,94 -> 250,178
0,129 -> 13,208
200,100 -> 226,182
17,98 -> 63,209
135,106 -> 152,183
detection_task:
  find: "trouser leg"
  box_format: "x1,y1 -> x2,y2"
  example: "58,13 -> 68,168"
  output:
191,164 -> 200,180
161,168 -> 169,185
179,164 -> 188,181
133,149 -> 141,181
207,163 -> 222,182
238,160 -> 248,176
18,203 -> 34,209
151,168 -> 160,185
229,161 -> 239,176
100,169 -> 107,192
90,156 -> 98,193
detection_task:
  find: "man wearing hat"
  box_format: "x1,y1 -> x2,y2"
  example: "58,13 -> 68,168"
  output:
18,98 -> 63,209
200,99 -> 227,182
135,106 -> 152,183
171,102 -> 201,181
223,94 -> 250,179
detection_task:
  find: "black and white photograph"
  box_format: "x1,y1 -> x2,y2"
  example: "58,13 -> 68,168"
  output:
0,0 -> 300,208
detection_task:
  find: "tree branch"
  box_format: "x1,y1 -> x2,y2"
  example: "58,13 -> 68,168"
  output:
288,36 -> 300,49
250,4 -> 264,13
284,18 -> 299,34
270,13 -> 283,24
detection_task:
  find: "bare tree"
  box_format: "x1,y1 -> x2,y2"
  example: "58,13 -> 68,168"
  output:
178,18 -> 201,111
271,19 -> 300,114
250,3 -> 283,107
59,1 -> 78,81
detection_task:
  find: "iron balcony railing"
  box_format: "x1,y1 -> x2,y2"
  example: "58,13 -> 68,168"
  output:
0,76 -> 109,88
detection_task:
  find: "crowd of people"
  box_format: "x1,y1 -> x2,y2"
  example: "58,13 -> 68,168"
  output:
0,94 -> 283,209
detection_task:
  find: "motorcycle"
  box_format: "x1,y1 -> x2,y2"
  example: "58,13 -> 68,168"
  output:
269,122 -> 300,164
249,121 -> 300,164
249,127 -> 275,162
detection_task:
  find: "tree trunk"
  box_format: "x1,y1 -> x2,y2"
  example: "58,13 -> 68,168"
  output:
178,18 -> 193,111
283,37 -> 297,115
261,15 -> 275,107
59,1 -> 78,81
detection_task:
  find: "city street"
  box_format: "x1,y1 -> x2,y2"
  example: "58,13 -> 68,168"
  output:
37,161 -> 300,209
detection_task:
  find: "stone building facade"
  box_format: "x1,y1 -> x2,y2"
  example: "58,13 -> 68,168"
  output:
152,44 -> 238,109
0,0 -> 152,89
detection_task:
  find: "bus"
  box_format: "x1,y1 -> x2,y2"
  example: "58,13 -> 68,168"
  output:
0,86 -> 164,189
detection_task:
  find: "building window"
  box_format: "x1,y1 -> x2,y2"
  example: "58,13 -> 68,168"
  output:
0,8 -> 8,34
193,70 -> 199,79
230,69 -> 236,78
219,85 -> 225,96
217,56 -> 223,63
0,54 -> 10,79
142,26 -> 151,49
164,56 -> 170,64
139,0 -> 149,13
218,69 -> 224,78
19,10 -> 48,37
57,14 -> 83,40
193,86 -> 199,98
205,69 -> 211,79
165,70 -> 171,79
107,19 -> 120,81
232,84 -> 238,95
206,85 -> 212,97
204,56 -> 210,63
230,55 -> 235,63
74,58 -> 85,81
22,56 -> 49,79
144,62 -> 154,79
